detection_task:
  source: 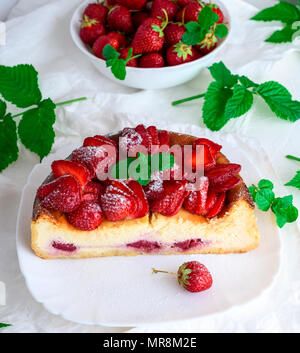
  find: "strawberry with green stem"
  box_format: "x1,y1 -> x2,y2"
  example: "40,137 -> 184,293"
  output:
79,15 -> 106,46
152,261 -> 213,293
131,9 -> 169,54
166,41 -> 200,66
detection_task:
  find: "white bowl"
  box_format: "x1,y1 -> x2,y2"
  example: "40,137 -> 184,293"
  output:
70,0 -> 232,90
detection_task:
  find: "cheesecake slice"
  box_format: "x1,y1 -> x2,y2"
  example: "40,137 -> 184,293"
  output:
31,126 -> 259,259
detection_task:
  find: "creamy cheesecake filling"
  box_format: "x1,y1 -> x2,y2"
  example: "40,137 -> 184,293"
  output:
49,238 -> 212,255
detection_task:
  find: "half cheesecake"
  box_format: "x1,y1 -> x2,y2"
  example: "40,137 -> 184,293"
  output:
31,125 -> 259,259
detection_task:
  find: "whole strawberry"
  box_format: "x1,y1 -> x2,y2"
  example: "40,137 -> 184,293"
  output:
93,35 -> 119,59
67,201 -> 104,231
176,1 -> 203,23
150,0 -> 178,22
152,261 -> 213,293
83,3 -> 108,24
80,15 -> 106,45
119,47 -> 139,67
116,0 -> 147,10
108,5 -> 133,34
166,42 -> 200,66
107,31 -> 127,48
195,31 -> 218,56
211,4 -> 224,23
164,23 -> 185,46
132,11 -> 149,28
132,18 -> 166,54
139,53 -> 165,68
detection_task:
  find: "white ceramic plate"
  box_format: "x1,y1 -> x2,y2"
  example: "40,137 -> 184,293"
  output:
16,131 -> 281,327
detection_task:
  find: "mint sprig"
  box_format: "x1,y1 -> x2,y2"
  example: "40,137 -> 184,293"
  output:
110,152 -> 175,186
172,61 -> 300,131
0,64 -> 87,172
285,155 -> 300,191
249,179 -> 298,228
251,1 -> 300,43
182,6 -> 228,46
102,45 -> 141,81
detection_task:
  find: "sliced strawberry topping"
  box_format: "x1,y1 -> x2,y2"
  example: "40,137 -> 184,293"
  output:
39,175 -> 82,213
150,180 -> 187,217
147,126 -> 160,146
37,178 -> 61,199
72,145 -> 116,179
82,181 -> 105,201
67,201 -> 104,231
205,163 -> 241,185
135,124 -> 152,152
126,180 -> 149,218
184,177 -> 209,215
205,192 -> 226,219
158,130 -> 170,146
83,135 -> 117,148
101,187 -> 135,221
143,172 -> 164,201
214,176 -> 241,193
184,144 -> 216,173
193,138 -> 222,159
120,127 -> 143,154
204,189 -> 218,214
51,160 -> 90,187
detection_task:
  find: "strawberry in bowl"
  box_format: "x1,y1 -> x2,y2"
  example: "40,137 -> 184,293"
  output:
70,0 -> 231,89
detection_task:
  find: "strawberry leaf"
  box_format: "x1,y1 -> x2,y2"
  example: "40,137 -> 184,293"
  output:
202,81 -> 233,131
285,170 -> 300,190
0,114 -> 19,172
257,81 -> 300,122
224,84 -> 253,119
18,98 -> 56,160
0,323 -> 12,328
0,64 -> 42,108
208,62 -> 238,88
102,44 -> 120,60
238,75 -> 258,89
266,24 -> 299,43
215,24 -> 228,38
0,99 -> 6,119
251,1 -> 300,24
103,44 -> 128,80
198,5 -> 219,31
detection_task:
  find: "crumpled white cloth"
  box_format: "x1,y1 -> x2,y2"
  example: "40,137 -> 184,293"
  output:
0,0 -> 300,333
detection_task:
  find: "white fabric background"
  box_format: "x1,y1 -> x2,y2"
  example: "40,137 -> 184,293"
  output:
0,0 -> 300,332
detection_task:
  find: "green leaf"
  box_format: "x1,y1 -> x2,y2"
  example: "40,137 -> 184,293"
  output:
275,209 -> 287,228
256,188 -> 275,211
238,75 -> 258,89
0,114 -> 19,172
224,84 -> 253,119
208,62 -> 238,88
185,21 -> 201,32
248,185 -> 257,201
266,24 -> 299,43
0,323 -> 12,328
202,81 -> 233,131
0,64 -> 42,108
272,195 -> 293,211
0,99 -> 6,118
251,1 -> 300,24
285,170 -> 300,190
182,30 -> 204,46
215,24 -> 229,38
198,5 -> 219,31
257,81 -> 300,122
258,179 -> 274,189
285,205 -> 298,223
111,60 -> 127,81
18,98 -> 56,160
102,44 -> 120,60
